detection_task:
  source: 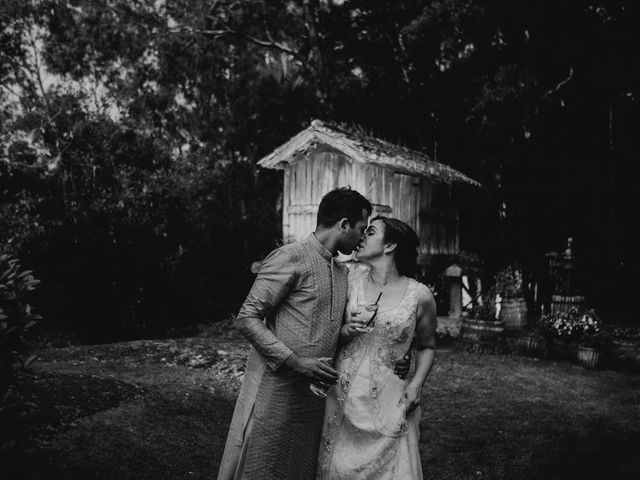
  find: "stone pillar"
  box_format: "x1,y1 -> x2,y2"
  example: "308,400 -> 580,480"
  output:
444,264 -> 463,318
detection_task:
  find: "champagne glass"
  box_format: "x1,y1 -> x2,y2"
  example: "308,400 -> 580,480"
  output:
350,292 -> 382,333
309,357 -> 334,398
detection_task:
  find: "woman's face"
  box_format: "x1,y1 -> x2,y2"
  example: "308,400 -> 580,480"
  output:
355,219 -> 387,263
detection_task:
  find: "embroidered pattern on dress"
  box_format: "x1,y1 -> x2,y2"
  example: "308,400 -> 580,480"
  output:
342,337 -> 360,360
367,280 -> 420,438
370,379 -> 380,399
378,347 -> 398,369
396,325 -> 412,344
337,375 -> 350,401
318,319 -> 370,477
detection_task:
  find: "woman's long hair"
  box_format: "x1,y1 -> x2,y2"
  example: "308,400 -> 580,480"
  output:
371,216 -> 419,278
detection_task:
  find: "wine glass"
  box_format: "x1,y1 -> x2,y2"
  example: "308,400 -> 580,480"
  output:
351,301 -> 379,333
309,357 -> 334,398
350,291 -> 382,333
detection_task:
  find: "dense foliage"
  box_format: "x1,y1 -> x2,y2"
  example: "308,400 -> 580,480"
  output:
1,0 -> 636,341
494,265 -> 524,299
0,253 -> 40,403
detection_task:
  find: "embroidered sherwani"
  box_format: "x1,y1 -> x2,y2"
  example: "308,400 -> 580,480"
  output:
217,234 -> 348,480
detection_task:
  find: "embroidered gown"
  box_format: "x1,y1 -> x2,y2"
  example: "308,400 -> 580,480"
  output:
317,266 -> 427,480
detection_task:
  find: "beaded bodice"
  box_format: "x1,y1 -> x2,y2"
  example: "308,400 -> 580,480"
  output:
339,266 -> 425,434
343,266 -> 420,369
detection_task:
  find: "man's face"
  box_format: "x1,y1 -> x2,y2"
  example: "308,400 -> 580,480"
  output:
339,209 -> 370,255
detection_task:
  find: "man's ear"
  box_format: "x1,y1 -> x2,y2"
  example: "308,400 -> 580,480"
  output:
338,218 -> 350,232
384,242 -> 398,254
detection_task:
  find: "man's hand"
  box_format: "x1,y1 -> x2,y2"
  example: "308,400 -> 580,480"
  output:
284,354 -> 339,384
394,351 -> 411,379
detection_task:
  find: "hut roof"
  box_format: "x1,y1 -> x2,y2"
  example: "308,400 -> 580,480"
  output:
257,119 -> 480,188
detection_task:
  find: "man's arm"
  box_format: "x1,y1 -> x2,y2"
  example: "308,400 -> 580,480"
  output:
235,248 -> 297,371
235,247 -> 339,384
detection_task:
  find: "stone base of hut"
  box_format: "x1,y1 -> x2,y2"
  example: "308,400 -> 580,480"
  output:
436,316 -> 463,338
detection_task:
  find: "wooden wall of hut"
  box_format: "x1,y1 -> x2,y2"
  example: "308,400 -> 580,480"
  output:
282,149 -> 460,259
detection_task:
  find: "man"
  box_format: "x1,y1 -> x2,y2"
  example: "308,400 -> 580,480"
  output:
217,188 -> 408,480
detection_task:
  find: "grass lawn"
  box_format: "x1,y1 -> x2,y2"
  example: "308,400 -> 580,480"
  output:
3,335 -> 640,480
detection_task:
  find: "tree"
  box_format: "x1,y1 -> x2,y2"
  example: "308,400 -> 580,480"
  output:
1,0 -> 637,336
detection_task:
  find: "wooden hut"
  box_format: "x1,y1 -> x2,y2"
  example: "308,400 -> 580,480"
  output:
258,120 -> 481,267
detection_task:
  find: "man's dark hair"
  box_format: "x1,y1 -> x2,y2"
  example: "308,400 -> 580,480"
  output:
371,216 -> 419,278
316,187 -> 372,228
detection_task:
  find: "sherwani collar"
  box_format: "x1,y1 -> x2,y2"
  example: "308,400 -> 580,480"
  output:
304,233 -> 335,261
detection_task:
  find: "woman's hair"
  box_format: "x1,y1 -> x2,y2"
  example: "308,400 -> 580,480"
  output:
371,216 -> 419,278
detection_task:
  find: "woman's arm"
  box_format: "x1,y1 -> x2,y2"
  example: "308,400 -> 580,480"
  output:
404,288 -> 437,413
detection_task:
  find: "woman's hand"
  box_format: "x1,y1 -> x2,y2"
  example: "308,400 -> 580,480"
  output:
341,321 -> 366,340
403,382 -> 423,414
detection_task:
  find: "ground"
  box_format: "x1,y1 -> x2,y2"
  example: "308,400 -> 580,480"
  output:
2,331 -> 640,480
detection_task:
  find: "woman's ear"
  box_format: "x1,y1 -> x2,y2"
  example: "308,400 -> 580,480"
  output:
384,242 -> 398,255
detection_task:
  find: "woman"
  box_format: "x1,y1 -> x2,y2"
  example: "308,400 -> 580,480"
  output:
316,216 -> 437,480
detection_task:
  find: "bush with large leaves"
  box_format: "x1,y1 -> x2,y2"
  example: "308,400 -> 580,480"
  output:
0,253 -> 40,404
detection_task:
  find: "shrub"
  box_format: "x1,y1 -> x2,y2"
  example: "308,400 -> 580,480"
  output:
540,308 -> 602,345
0,252 -> 41,403
605,324 -> 640,342
469,292 -> 499,321
494,265 -> 524,299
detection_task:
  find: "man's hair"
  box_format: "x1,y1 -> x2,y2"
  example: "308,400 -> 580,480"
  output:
316,187 -> 372,228
371,216 -> 419,278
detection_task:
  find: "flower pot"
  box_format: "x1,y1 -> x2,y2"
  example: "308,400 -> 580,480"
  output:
499,297 -> 528,331
518,334 -> 546,357
460,318 -> 505,353
613,339 -> 640,353
612,339 -> 640,362
577,345 -> 600,369
551,338 -> 578,360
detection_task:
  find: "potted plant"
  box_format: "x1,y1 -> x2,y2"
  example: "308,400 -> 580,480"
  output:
540,308 -> 606,368
460,292 -> 504,353
575,309 -> 608,369
517,321 -> 552,358
539,308 -> 581,360
604,325 -> 640,371
495,265 -> 528,331
607,325 -> 640,357
577,334 -> 607,369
